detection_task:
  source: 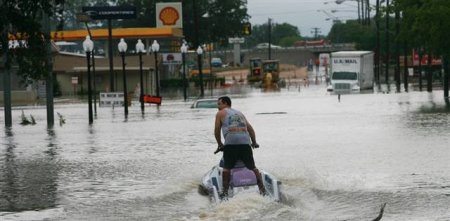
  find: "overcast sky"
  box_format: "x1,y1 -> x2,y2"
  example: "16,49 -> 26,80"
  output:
247,0 -> 378,37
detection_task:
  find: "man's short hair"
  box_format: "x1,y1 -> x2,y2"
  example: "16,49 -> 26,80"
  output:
218,96 -> 232,106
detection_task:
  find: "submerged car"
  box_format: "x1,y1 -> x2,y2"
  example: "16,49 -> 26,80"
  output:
255,43 -> 283,49
191,98 -> 218,108
211,58 -> 223,67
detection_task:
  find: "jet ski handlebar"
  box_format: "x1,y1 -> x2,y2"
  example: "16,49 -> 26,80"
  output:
214,146 -> 224,154
214,143 -> 260,154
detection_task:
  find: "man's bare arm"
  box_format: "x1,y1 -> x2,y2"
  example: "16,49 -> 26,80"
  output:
247,121 -> 257,144
214,111 -> 224,146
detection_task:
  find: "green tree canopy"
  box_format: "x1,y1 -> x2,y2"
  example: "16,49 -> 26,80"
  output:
246,22 -> 302,47
395,0 -> 450,56
1,0 -> 63,82
328,20 -> 375,50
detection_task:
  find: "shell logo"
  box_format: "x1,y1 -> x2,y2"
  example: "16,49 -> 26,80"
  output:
159,7 -> 179,26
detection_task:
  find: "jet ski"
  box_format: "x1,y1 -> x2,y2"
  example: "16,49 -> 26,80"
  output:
198,151 -> 282,203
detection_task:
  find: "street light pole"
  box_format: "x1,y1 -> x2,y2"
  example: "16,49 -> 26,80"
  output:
118,38 -> 128,116
91,50 -> 97,116
197,46 -> 204,97
136,39 -> 146,112
81,20 -> 98,116
151,40 -> 160,97
180,42 -> 188,101
83,36 -> 94,124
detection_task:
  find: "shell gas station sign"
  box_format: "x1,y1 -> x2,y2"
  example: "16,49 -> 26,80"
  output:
156,3 -> 183,28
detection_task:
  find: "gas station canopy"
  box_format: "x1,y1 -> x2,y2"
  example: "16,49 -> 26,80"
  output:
51,27 -> 183,41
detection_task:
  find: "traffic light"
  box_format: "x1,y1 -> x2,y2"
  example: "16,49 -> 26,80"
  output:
243,22 -> 251,35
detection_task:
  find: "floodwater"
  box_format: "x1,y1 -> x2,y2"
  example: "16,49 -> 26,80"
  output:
1,84 -> 450,221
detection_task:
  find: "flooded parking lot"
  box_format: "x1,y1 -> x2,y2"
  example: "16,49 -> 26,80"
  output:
1,85 -> 450,220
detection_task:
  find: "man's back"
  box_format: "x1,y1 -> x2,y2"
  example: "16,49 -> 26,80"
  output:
221,108 -> 250,145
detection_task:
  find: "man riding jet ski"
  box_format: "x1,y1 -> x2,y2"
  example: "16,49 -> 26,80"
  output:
199,95 -> 281,203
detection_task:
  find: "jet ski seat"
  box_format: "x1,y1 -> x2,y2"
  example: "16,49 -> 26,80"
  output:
219,158 -> 257,187
231,167 -> 257,187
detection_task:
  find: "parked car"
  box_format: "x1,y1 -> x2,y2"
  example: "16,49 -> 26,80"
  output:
211,57 -> 223,67
255,43 -> 282,49
191,98 -> 217,108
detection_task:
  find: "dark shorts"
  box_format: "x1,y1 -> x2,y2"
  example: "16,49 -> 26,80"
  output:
223,144 -> 256,170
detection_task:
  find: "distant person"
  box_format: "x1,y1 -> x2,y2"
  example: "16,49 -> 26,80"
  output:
214,96 -> 266,198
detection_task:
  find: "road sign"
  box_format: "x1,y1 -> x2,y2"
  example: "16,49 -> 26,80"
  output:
162,53 -> 182,65
82,6 -> 137,20
228,37 -> 245,44
143,95 -> 162,105
71,77 -> 79,85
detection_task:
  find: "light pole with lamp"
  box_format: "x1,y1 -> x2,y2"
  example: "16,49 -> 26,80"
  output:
196,46 -> 204,97
180,42 -> 188,101
83,35 -> 94,124
151,40 -> 160,97
118,38 -> 128,116
136,39 -> 145,112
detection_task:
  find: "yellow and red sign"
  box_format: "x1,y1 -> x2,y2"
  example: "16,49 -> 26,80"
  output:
156,3 -> 183,28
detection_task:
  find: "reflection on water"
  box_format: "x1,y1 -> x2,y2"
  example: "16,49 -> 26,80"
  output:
0,87 -> 450,220
416,97 -> 450,113
0,128 -> 59,212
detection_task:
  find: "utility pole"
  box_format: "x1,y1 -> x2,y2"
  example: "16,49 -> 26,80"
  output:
444,55 -> 449,98
395,8 -> 400,93
375,0 -> 381,86
2,24 -> 12,127
360,0 -> 365,25
108,19 -> 114,92
357,0 -> 361,24
268,18 -> 272,60
385,0 -> 390,90
403,40 -> 408,92
427,49 -> 433,92
43,8 -> 54,127
310,27 -> 321,40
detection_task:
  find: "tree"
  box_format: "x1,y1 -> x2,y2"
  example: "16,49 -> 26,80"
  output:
246,22 -> 302,48
394,0 -> 450,97
52,0 -> 104,31
395,0 -> 450,54
327,16 -> 401,53
1,0 -> 63,82
1,0 -> 63,127
200,0 -> 250,42
272,23 -> 302,47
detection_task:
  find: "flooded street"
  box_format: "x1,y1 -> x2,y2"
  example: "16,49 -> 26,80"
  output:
1,85 -> 450,220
